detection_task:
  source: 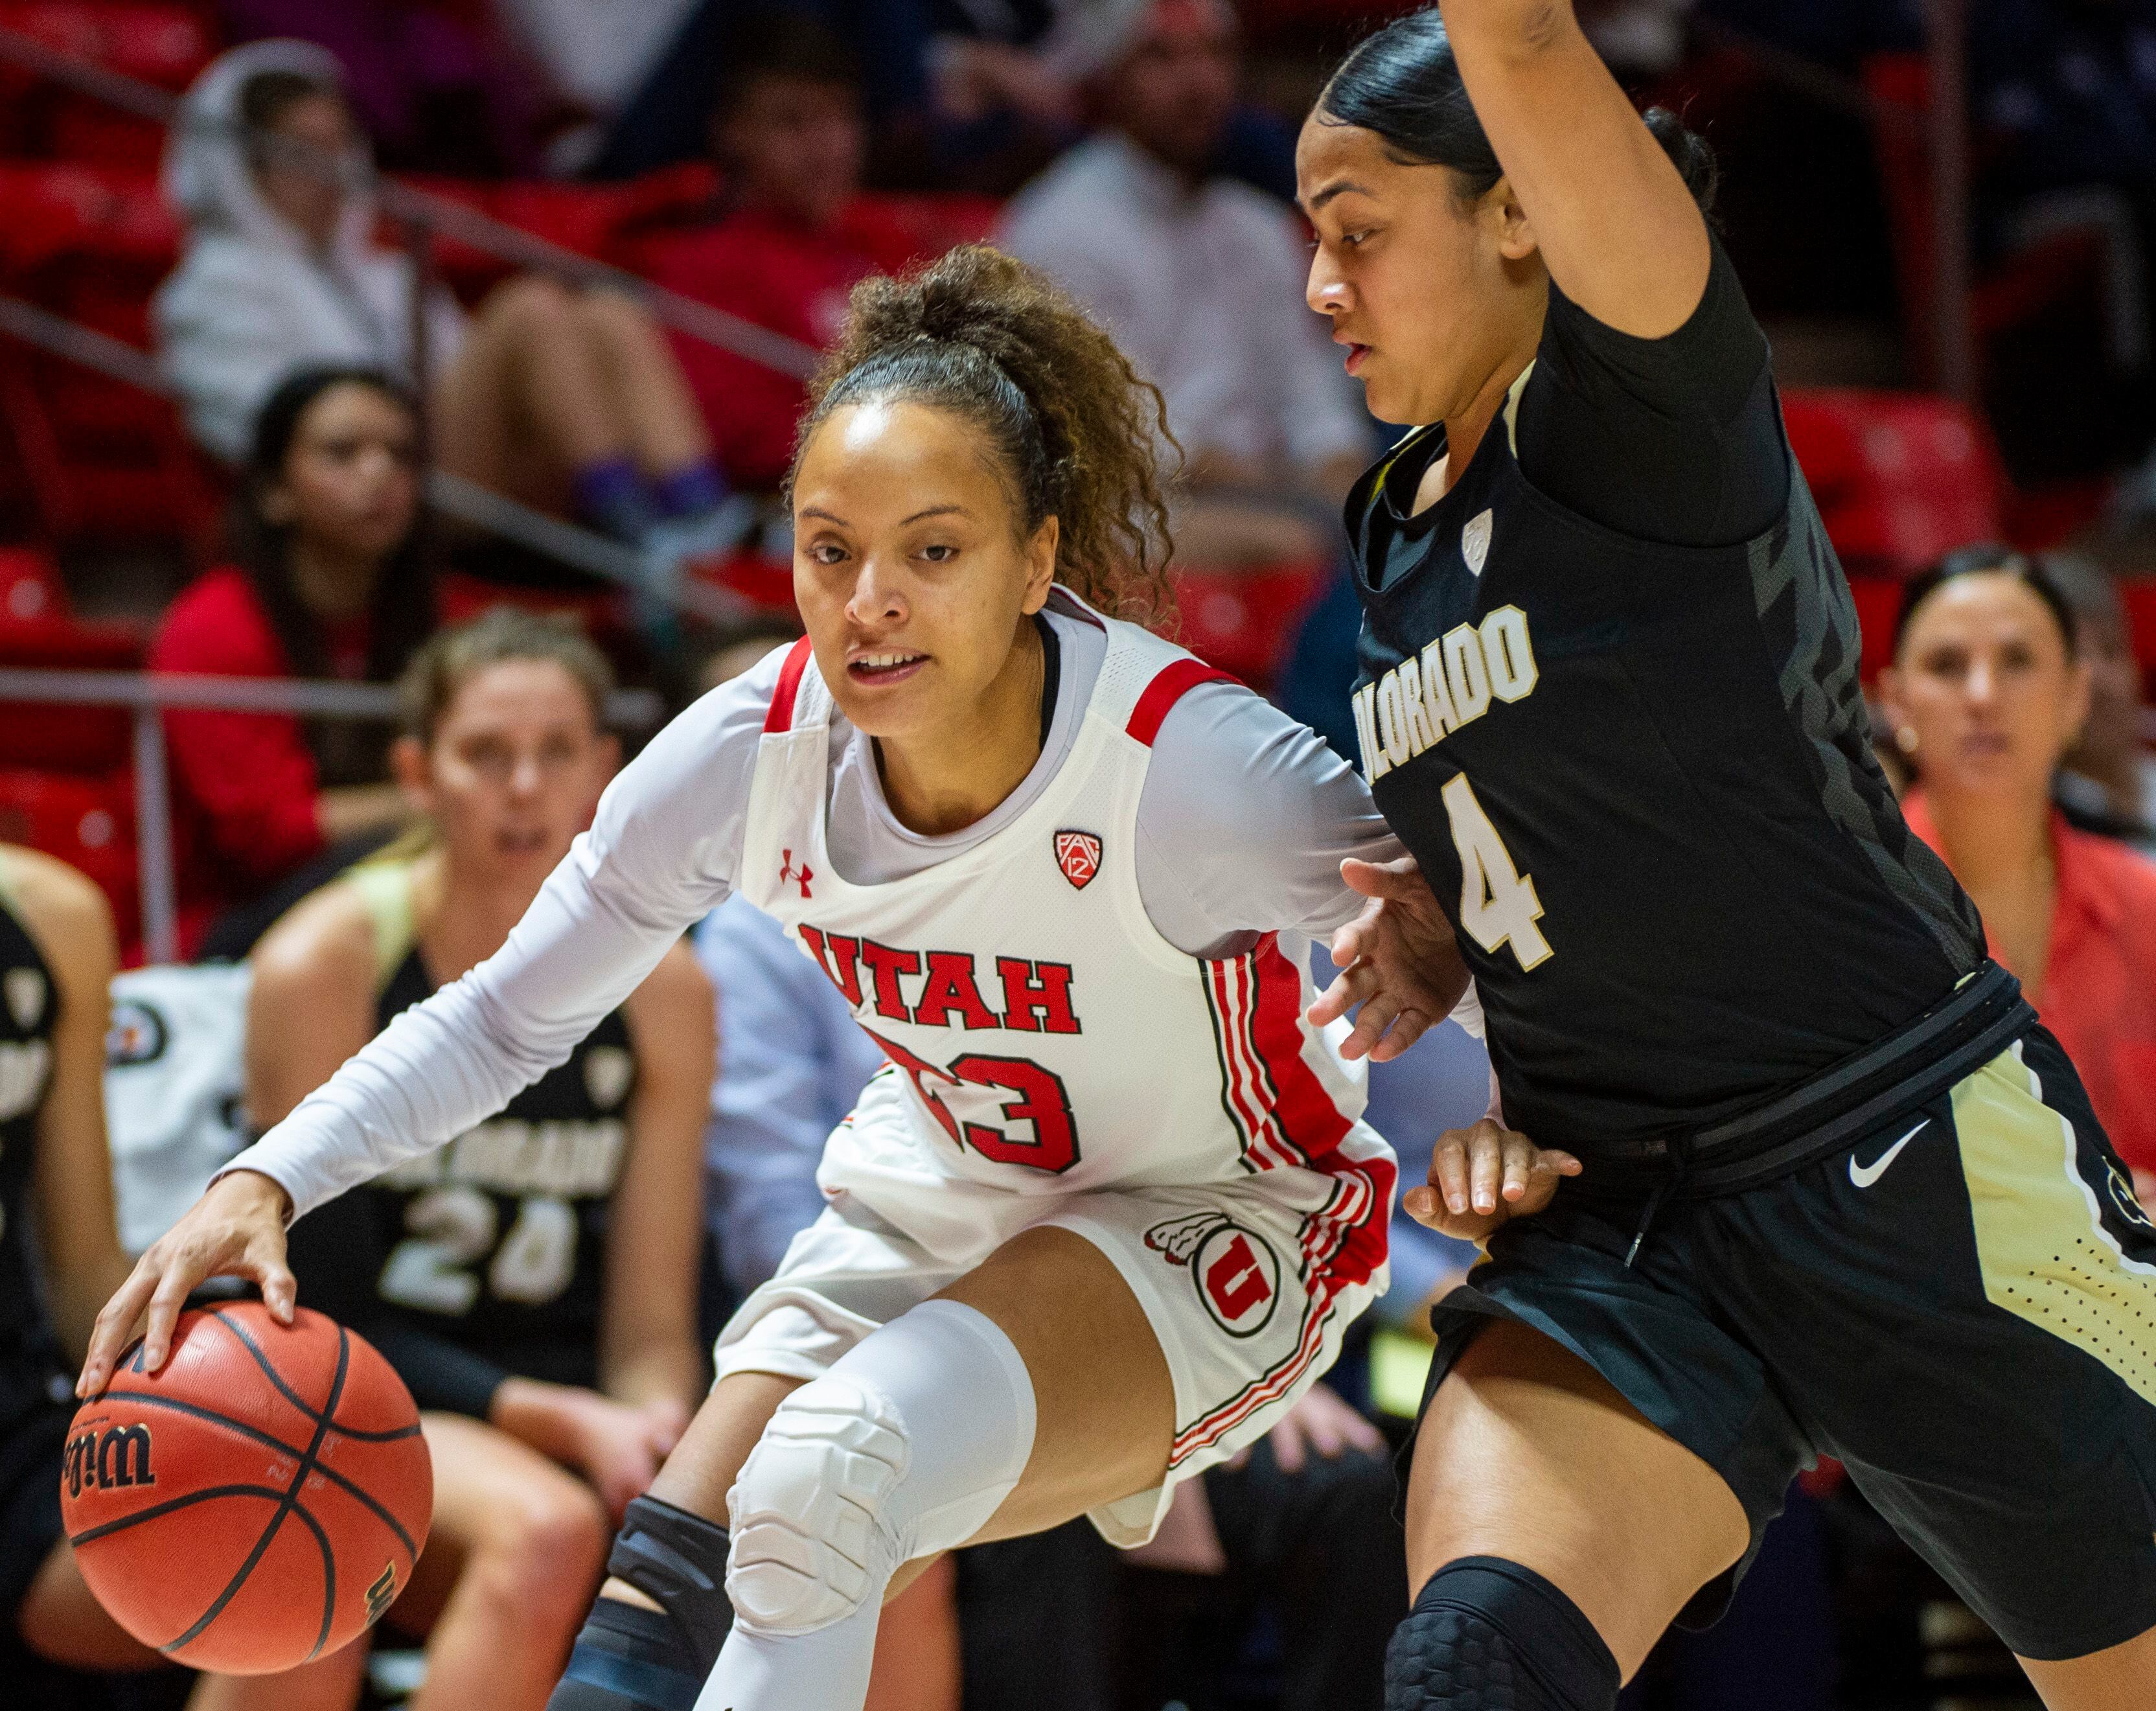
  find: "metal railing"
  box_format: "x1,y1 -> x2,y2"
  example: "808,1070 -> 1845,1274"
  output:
0,665 -> 663,965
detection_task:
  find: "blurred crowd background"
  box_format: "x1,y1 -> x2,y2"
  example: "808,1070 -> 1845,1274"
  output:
4,2 -> 2156,1710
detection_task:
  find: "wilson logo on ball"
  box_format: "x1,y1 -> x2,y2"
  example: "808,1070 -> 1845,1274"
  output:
1054,830 -> 1102,890
63,1423 -> 155,1497
365,1563 -> 399,1625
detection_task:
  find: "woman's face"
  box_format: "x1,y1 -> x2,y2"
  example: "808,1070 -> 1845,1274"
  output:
263,382 -> 420,567
252,90 -> 361,247
396,660 -> 619,886
1881,573 -> 2092,801
1296,116 -> 1544,426
791,398 -> 1055,746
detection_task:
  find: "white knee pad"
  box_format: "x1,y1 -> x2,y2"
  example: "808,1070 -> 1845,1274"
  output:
725,1376 -> 911,1635
722,1300 -> 1037,1640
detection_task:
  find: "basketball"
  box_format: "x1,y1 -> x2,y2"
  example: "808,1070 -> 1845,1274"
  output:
60,1302 -> 433,1673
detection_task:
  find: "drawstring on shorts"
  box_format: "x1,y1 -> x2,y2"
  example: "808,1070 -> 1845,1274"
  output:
1623,1138 -> 1692,1269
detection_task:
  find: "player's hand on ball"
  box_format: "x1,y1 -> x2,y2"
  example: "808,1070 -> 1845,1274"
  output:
1405,1118 -> 1581,1241
78,1168 -> 295,1397
1309,855 -> 1470,1062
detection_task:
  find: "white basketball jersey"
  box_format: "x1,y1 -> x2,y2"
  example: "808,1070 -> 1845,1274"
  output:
739,593 -> 1395,1295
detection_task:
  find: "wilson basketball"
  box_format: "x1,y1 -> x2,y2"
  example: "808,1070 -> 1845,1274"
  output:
60,1302 -> 433,1673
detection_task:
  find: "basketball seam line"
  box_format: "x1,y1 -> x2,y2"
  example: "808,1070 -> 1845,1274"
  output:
162,1326 -> 350,1660
65,1482 -> 292,1548
207,1310 -> 422,1441
94,1386 -> 420,1561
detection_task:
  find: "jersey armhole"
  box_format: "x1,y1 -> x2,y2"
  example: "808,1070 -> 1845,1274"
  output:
1127,658 -> 1241,746
764,637 -> 816,733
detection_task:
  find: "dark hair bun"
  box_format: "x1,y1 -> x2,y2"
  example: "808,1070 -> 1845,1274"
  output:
1642,108 -> 1718,216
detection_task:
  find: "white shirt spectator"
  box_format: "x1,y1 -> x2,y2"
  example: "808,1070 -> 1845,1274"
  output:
999,133 -> 1370,478
691,895 -> 884,1299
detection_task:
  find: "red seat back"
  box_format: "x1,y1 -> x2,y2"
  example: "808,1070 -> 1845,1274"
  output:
1782,387 -> 2004,578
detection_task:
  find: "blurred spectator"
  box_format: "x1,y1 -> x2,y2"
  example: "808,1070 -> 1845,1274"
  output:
148,368 -> 433,957
234,612 -> 714,1711
587,0 -> 936,185
1881,545 -> 2156,1191
642,14 -> 927,495
157,40 -> 735,557
999,0 -> 1372,568
2048,551 -> 2156,853
496,0 -> 705,174
218,0 -> 551,176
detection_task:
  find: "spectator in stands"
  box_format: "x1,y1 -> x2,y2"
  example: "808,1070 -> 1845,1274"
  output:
217,0 -> 551,177
2049,552 -> 2156,855
642,15 -> 925,497
998,0 -> 1373,568
208,612 -> 714,1711
157,40 -> 735,557
1883,544 -> 2156,1194
148,367 -> 432,958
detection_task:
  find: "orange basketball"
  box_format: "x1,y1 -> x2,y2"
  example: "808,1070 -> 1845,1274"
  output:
60,1302 -> 433,1673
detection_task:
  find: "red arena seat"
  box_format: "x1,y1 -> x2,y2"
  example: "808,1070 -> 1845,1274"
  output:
1782,388 -> 2005,579
0,5 -> 214,166
0,764 -> 139,940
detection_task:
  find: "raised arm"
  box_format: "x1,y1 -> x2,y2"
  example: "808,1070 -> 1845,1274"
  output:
1439,0 -> 1709,338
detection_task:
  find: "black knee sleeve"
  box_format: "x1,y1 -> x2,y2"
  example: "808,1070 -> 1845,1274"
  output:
1384,1557 -> 1620,1711
545,1497 -> 733,1711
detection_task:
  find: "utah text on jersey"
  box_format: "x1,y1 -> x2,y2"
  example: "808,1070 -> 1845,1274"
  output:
1351,604 -> 1540,783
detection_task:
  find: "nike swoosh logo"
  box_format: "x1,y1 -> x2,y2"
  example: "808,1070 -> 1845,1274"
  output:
1850,1118 -> 1931,1189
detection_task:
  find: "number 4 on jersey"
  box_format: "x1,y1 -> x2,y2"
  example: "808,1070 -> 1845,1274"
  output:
1441,774 -> 1553,971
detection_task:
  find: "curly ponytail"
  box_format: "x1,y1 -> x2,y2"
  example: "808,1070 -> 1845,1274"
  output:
792,246 -> 1179,626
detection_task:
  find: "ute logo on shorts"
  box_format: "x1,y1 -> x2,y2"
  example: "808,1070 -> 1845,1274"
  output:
104,999 -> 166,1066
1053,830 -> 1103,891
1145,1212 -> 1281,1338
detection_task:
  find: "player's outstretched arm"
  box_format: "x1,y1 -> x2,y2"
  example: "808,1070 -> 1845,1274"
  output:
1438,0 -> 1711,338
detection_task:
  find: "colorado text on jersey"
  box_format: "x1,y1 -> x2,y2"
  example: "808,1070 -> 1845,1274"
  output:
1351,605 -> 1541,781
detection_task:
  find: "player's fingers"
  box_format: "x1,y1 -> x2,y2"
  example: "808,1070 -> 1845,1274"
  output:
1402,1182 -> 1441,1228
1515,1149 -> 1584,1216
1366,1006 -> 1433,1063
1468,1122 -> 1504,1216
1268,1418 -> 1307,1475
248,1234 -> 297,1323
1340,855 -> 1423,901
1340,991 -> 1402,1063
1433,1135 -> 1471,1217
139,1265 -> 198,1375
1499,1130 -> 1537,1203
78,1261 -> 160,1395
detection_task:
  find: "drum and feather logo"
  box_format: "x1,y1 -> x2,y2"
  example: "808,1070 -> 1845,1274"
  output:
1145,1211 -> 1280,1337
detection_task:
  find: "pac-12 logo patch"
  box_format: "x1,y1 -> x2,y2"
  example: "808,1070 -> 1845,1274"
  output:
1054,830 -> 1102,891
1145,1213 -> 1280,1338
1462,508 -> 1493,577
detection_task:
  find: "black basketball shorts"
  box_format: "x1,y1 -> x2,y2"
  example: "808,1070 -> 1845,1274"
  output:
1418,1026 -> 2156,1661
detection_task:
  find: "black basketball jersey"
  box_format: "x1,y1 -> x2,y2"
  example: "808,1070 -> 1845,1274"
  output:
345,946 -> 639,1375
0,886 -> 56,1351
1346,384 -> 1985,1152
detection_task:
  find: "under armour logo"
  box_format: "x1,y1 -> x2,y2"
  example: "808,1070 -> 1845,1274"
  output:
780,849 -> 814,899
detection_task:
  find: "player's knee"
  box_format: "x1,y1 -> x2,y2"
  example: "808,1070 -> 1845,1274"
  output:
1385,1557 -> 1618,1711
472,1478 -> 610,1620
724,1373 -> 910,1636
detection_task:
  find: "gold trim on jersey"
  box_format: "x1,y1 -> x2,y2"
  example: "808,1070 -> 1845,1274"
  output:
1956,1041 -> 2156,1406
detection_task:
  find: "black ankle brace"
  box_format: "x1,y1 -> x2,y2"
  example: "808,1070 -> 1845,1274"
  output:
605,1494 -> 734,1671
